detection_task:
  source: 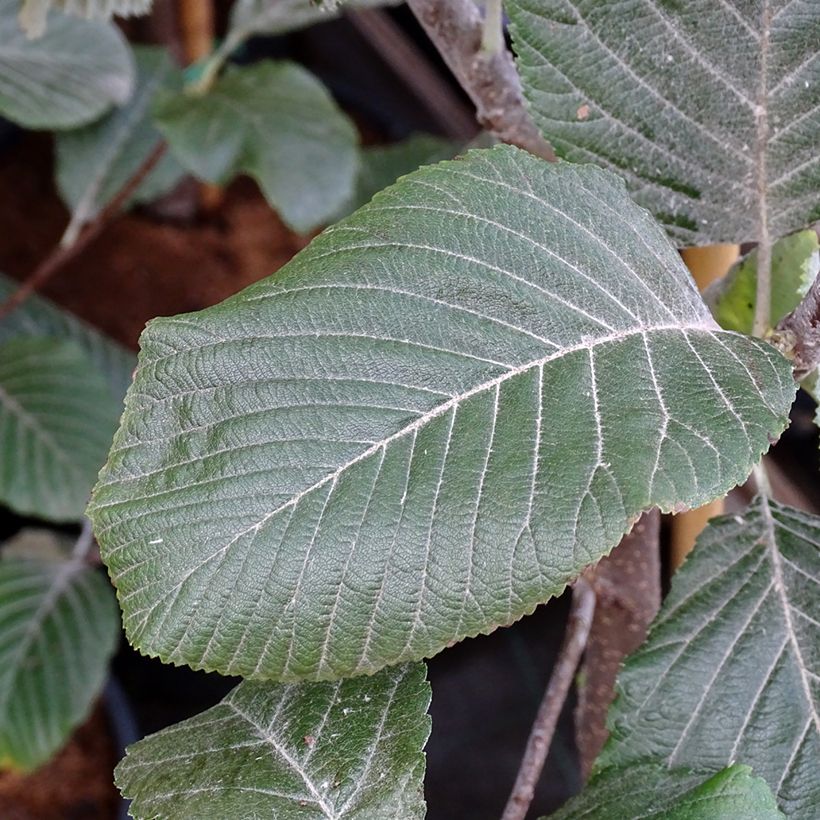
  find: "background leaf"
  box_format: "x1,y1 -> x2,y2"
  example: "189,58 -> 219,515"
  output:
705,230 -> 820,335
550,763 -> 784,819
507,0 -> 820,245
0,337 -> 122,521
55,46 -> 184,243
0,0 -> 134,129
18,0 -> 152,37
598,497 -> 819,818
154,60 -> 359,233
89,146 -> 794,682
0,272 -> 135,401
0,534 -> 119,771
116,663 -> 430,820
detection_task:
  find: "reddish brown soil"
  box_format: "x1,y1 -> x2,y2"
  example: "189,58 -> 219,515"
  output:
0,134 -> 308,349
0,705 -> 119,820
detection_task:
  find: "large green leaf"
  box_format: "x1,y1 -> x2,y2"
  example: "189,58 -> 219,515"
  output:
0,272 -> 135,401
0,532 -> 119,771
705,230 -> 819,335
17,0 -> 152,37
89,146 -> 795,682
0,337 -> 122,521
598,497 -> 819,817
550,763 -> 784,819
55,46 -> 184,244
507,0 -> 820,245
116,663 -> 430,819
153,60 -> 359,233
0,0 -> 134,129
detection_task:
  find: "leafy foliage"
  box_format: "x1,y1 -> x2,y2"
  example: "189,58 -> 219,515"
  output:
0,0 -> 134,128
551,763 -> 784,819
0,272 -> 135,400
0,338 -> 121,521
597,498 -> 819,818
116,663 -> 430,819
55,46 -> 184,243
17,0 -> 152,38
507,0 -> 820,244
0,531 -> 119,771
89,147 -> 794,682
705,230 -> 820,335
153,60 -> 359,233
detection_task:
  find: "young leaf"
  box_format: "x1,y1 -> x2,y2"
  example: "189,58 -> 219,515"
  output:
0,0 -> 134,129
153,61 -> 359,233
18,0 -> 152,38
0,272 -> 135,401
0,337 -> 121,521
116,663 -> 430,820
550,763 -> 784,819
598,497 -> 819,818
0,537 -> 119,771
88,147 -> 795,682
507,0 -> 820,245
705,230 -> 820,335
55,46 -> 184,244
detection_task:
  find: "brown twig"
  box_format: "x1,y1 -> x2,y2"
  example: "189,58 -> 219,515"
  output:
0,142 -> 167,321
575,512 -> 661,779
406,0 -> 554,160
775,265 -> 820,379
502,578 -> 596,820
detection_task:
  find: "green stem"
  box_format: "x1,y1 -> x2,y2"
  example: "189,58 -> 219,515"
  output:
481,0 -> 504,53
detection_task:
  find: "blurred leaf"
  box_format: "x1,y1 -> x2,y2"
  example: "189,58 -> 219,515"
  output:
0,0 -> 134,128
55,46 -> 184,242
551,763 -> 784,819
154,60 -> 359,233
117,663 -> 430,819
507,0 -> 820,245
0,549 -> 119,771
0,337 -> 121,521
89,147 -> 793,682
17,0 -> 152,37
599,498 -> 819,818
0,272 -> 135,401
705,231 -> 820,335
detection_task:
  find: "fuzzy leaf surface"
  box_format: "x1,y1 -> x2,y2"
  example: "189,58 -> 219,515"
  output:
55,46 -> 184,241
599,498 -> 819,818
0,337 -> 121,520
116,663 -> 430,819
153,60 -> 359,233
18,0 -> 152,37
0,543 -> 119,771
507,0 -> 820,244
0,0 -> 134,128
89,147 -> 795,682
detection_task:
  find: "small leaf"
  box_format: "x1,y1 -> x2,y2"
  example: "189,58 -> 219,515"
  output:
0,543 -> 119,771
705,230 -> 820,335
89,147 -> 795,682
0,337 -> 122,521
0,272 -> 135,401
55,46 -> 184,242
599,497 -> 819,818
551,763 -> 784,819
507,0 -> 820,245
18,0 -> 152,38
154,60 -> 359,233
0,0 -> 134,129
116,663 -> 430,820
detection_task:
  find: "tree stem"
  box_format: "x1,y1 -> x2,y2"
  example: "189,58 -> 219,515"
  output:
501,578 -> 596,820
481,0 -> 504,53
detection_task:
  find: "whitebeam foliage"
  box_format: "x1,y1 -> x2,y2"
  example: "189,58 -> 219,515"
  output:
507,0 -> 820,244
89,147 -> 795,682
598,498 -> 819,818
116,663 -> 430,820
17,0 -> 152,37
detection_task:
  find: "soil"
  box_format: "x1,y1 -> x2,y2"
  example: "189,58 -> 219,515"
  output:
0,134 -> 309,349
0,704 -> 119,820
